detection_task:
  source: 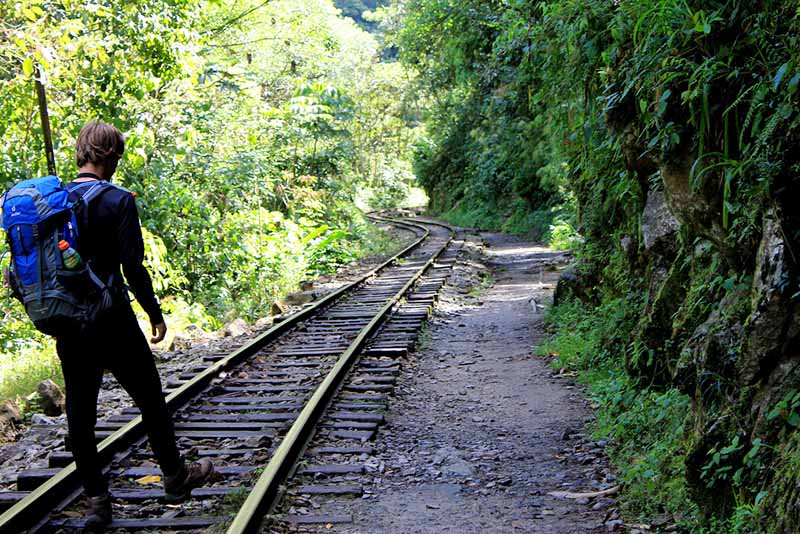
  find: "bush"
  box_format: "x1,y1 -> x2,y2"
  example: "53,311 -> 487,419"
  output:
540,298 -> 696,523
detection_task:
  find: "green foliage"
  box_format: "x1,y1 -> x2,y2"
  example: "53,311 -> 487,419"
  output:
548,215 -> 581,251
0,0 -> 422,401
767,390 -> 800,431
1,253 -> 60,403
399,0 -> 800,254
438,200 -> 502,232
435,197 -> 558,240
598,379 -> 693,519
500,205 -> 553,240
334,0 -> 389,32
540,297 -> 696,521
697,498 -> 764,534
468,272 -> 493,298
399,0 -> 800,527
0,343 -> 62,407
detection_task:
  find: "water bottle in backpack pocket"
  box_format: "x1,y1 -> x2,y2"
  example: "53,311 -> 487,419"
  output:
59,239 -> 82,269
1,176 -> 115,337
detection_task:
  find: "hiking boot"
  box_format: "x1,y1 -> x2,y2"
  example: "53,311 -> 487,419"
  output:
84,492 -> 112,532
163,459 -> 214,502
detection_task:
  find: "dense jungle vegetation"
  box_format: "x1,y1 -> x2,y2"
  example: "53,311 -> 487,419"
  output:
0,0 -> 407,399
3,0 -> 800,531
398,0 -> 800,531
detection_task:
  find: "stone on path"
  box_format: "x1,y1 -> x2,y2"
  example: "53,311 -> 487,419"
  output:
36,379 -> 65,416
222,318 -> 250,338
271,300 -> 289,316
254,317 -> 273,330
0,400 -> 22,430
284,290 -> 316,306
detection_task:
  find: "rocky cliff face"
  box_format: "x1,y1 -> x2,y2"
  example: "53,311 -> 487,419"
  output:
656,162 -> 799,515
555,142 -> 800,525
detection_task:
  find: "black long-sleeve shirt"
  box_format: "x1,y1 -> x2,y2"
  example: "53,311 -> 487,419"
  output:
67,179 -> 164,325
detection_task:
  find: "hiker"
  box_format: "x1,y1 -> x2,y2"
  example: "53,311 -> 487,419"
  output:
55,121 -> 214,529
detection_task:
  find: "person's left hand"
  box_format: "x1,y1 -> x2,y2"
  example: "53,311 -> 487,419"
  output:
150,321 -> 167,344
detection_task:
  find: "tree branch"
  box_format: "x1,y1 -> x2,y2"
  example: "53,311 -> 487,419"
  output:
207,0 -> 273,36
205,34 -> 280,48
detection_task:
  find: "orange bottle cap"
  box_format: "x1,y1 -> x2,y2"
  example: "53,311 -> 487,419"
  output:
58,240 -> 70,251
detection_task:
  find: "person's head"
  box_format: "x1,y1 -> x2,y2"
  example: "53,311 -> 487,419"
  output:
75,121 -> 125,180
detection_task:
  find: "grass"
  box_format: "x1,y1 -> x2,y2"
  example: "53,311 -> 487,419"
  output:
433,195 -> 552,237
0,216 -> 406,409
0,343 -> 63,408
416,324 -> 433,350
468,271 -> 494,297
538,298 -> 698,524
355,219 -> 413,259
219,484 -> 250,514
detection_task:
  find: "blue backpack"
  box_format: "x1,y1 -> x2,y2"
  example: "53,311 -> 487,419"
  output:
1,176 -> 116,337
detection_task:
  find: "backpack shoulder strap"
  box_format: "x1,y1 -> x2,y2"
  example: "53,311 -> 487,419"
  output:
77,182 -> 110,205
69,181 -> 131,205
68,182 -> 117,247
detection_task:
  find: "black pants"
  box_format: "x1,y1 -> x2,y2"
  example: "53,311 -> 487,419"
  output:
55,302 -> 183,497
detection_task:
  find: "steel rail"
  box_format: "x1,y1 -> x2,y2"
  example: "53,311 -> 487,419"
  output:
227,217 -> 454,533
0,217 -> 431,534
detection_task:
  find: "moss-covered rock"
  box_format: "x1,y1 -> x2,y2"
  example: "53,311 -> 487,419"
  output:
553,263 -> 599,307
741,211 -> 799,385
627,254 -> 688,384
641,190 -> 681,253
684,413 -> 740,518
674,289 -> 746,399
760,430 -> 800,533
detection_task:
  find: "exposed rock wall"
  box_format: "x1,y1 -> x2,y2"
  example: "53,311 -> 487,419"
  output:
562,143 -> 799,527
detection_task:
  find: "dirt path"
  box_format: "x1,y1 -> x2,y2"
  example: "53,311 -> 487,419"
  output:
333,232 -> 620,533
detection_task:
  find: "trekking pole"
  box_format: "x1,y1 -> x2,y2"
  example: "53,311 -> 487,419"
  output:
34,66 -> 56,176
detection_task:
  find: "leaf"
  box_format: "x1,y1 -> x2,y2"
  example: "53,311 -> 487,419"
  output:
787,412 -> 800,427
313,229 -> 347,251
657,89 -> 672,116
789,73 -> 800,93
774,62 -> 790,90
22,58 -> 34,77
744,438 -> 763,465
722,277 -> 736,291
300,225 -> 328,246
720,436 -> 740,455
22,7 -> 38,21
135,475 -> 162,485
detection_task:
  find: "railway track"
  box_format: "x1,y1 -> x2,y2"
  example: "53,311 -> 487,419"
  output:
0,215 -> 461,533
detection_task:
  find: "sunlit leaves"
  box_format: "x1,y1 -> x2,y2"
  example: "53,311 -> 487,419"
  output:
21,58 -> 34,77
1,0 -> 418,336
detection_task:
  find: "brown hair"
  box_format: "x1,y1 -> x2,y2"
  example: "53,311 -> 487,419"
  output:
75,121 -> 125,168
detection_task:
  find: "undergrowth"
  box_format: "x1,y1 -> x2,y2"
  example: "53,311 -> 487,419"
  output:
0,220 -> 404,407
435,197 -> 580,250
0,343 -> 63,408
539,298 -> 697,525
468,272 -> 494,298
